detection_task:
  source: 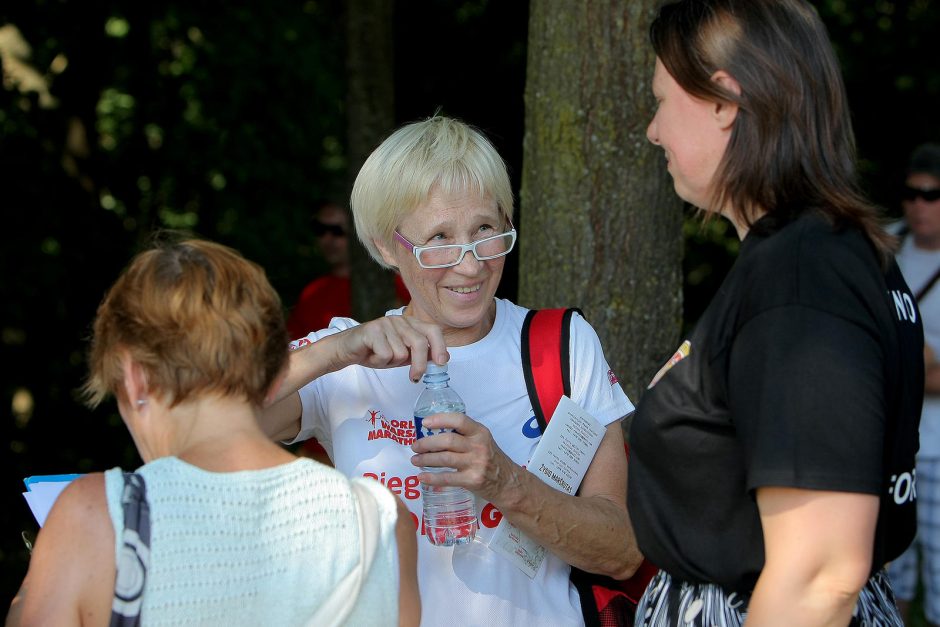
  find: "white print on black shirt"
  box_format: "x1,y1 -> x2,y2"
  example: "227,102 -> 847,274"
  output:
889,468 -> 917,504
889,289 -> 918,324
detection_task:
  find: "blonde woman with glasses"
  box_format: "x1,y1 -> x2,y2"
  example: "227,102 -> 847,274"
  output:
263,115 -> 643,626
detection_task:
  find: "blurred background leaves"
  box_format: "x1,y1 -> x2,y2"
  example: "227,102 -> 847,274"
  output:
1,0 -> 937,613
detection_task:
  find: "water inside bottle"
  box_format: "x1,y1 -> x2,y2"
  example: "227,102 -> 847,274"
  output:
422,484 -> 478,546
414,384 -> 476,545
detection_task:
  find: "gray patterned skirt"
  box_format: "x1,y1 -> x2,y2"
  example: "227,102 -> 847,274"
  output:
634,568 -> 902,626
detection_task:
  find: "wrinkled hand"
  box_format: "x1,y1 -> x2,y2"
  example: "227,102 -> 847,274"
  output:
334,316 -> 449,381
410,413 -> 524,504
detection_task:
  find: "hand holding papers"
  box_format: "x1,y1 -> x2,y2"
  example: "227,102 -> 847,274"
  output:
488,396 -> 606,577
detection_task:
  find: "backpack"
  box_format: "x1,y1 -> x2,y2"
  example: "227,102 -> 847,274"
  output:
521,308 -> 658,627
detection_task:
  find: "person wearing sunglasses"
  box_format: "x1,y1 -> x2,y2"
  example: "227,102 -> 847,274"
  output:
287,202 -> 411,465
888,142 -> 940,627
286,202 -> 352,346
262,115 -> 642,626
286,201 -> 410,339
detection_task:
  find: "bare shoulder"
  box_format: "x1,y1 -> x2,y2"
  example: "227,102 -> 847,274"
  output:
9,473 -> 115,626
59,473 -> 108,510
34,472 -> 112,557
47,474 -> 113,546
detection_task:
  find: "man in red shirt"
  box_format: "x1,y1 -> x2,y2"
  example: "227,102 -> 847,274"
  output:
287,202 -> 353,338
287,202 -> 408,464
287,202 -> 409,338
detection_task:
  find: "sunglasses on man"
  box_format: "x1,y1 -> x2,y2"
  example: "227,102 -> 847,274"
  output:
902,185 -> 940,203
312,222 -> 347,237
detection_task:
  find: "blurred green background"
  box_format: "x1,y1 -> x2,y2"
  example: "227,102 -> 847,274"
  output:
2,1 -> 938,621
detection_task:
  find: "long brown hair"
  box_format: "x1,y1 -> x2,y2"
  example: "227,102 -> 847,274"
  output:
650,0 -> 892,255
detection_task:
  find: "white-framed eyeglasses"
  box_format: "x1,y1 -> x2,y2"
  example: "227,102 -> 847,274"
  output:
394,222 -> 517,269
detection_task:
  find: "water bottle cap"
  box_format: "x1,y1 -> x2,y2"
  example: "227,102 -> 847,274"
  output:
425,362 -> 447,375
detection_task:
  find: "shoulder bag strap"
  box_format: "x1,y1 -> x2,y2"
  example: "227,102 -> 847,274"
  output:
899,229 -> 940,302
110,473 -> 150,627
915,267 -> 940,302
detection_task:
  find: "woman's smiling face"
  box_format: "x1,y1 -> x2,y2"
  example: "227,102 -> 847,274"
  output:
646,57 -> 732,212
379,187 -> 508,346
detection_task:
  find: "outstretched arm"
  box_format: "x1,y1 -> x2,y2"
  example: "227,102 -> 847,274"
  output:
261,316 -> 449,442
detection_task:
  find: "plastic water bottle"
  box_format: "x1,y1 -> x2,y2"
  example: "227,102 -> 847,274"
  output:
413,363 -> 477,546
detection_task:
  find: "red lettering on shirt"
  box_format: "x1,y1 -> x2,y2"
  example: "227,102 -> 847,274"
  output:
363,472 -> 421,500
289,337 -> 312,351
480,502 -> 502,528
364,415 -> 417,446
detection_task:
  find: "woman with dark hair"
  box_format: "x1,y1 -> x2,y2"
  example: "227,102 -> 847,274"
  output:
627,1 -> 923,625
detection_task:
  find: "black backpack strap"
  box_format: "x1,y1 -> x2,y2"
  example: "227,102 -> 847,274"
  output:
521,308 -> 580,433
897,225 -> 940,301
915,267 -> 940,302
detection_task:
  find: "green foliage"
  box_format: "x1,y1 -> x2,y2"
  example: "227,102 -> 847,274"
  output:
0,0 -> 531,605
815,0 -> 940,207
0,0 -> 347,602
679,0 -> 940,331
0,0 -> 936,610
682,211 -> 739,334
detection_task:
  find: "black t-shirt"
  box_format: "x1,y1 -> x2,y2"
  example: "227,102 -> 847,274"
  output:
628,210 -> 923,594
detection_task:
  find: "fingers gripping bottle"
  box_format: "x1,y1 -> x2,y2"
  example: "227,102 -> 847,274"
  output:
413,363 -> 477,546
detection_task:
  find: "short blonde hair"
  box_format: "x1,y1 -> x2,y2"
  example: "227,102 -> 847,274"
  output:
351,115 -> 514,268
83,238 -> 288,408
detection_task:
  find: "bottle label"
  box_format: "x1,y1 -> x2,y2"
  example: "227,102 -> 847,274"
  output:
413,415 -> 457,440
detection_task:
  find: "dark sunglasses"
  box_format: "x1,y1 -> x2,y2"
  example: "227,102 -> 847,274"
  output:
902,186 -> 940,203
312,222 -> 347,237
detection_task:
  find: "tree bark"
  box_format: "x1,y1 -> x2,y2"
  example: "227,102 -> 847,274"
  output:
346,0 -> 398,321
521,0 -> 683,408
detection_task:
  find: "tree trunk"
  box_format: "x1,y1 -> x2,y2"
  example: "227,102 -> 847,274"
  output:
346,0 -> 398,321
521,0 -> 683,409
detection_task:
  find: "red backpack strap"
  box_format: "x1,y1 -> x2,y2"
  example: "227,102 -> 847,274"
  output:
521,308 -> 580,432
522,307 -> 656,626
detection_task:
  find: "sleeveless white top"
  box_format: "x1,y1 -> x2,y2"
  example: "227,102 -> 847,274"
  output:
104,456 -> 399,626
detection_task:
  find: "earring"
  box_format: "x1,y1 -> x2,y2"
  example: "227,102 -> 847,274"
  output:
136,399 -> 148,408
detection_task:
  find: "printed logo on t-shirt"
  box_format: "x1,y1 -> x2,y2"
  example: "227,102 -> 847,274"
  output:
362,469 -> 506,537
363,470 -> 421,500
889,468 -> 917,505
522,414 -> 541,439
365,409 -> 416,446
889,289 -> 919,324
648,340 -> 692,389
607,369 -> 619,385
289,337 -> 313,351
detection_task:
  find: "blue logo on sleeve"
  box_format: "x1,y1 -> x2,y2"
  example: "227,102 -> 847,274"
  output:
522,415 -> 541,439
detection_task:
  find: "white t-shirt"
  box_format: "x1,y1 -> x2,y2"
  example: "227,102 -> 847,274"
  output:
292,298 -> 634,627
897,236 -> 940,458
